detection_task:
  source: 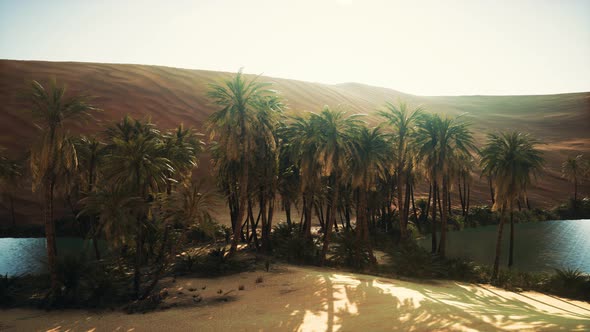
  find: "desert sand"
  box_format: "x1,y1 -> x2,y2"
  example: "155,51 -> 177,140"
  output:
1,265 -> 589,331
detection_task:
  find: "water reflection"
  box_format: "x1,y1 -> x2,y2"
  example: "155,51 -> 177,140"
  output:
0,237 -> 104,276
418,219 -> 590,273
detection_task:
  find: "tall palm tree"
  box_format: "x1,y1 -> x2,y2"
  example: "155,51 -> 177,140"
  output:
103,118 -> 173,298
281,113 -> 323,238
480,132 -> 544,279
562,154 -> 586,203
75,135 -> 107,259
378,101 -> 423,240
416,113 -> 475,258
350,126 -> 390,263
25,79 -> 98,292
207,70 -> 283,256
315,106 -> 363,264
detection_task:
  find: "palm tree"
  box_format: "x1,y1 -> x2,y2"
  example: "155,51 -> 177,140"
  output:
350,126 -> 390,264
162,124 -> 205,194
75,135 -> 107,259
207,69 -> 282,256
562,154 -> 586,203
141,180 -> 218,298
315,106 -> 363,264
103,118 -> 173,298
416,113 -> 475,258
0,148 -> 23,227
25,79 -> 98,292
480,132 -> 544,278
281,113 -> 323,238
378,101 -> 423,240
455,154 -> 475,218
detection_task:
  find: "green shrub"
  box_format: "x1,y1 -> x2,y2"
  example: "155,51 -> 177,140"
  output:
271,223 -> 319,264
0,274 -> 18,306
387,241 -> 444,278
547,268 -> 590,300
442,258 -> 479,281
331,230 -> 373,270
175,247 -> 248,277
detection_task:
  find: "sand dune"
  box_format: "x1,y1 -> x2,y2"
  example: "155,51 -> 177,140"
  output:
1,265 -> 589,331
0,60 -> 589,224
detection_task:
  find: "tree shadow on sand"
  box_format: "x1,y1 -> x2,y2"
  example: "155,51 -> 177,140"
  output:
291,271 -> 590,332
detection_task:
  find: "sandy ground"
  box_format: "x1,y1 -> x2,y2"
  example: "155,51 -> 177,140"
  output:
1,265 -> 589,332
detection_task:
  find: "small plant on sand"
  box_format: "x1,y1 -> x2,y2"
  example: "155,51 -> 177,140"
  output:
255,276 -> 264,284
547,268 -> 590,300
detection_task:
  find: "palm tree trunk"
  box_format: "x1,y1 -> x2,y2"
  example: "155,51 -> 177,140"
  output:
403,179 -> 411,236
397,172 -> 407,240
458,178 -> 465,216
266,196 -> 274,252
321,175 -> 338,265
447,189 -> 451,217
229,159 -> 248,257
489,177 -> 495,205
439,176 -> 449,258
425,183 -> 431,219
92,225 -> 101,260
45,180 -> 58,292
492,203 -> 507,281
508,201 -> 515,268
303,191 -> 313,238
284,199 -> 292,229
466,183 -> 471,225
410,184 -> 420,232
345,200 -> 351,230
134,217 -> 143,298
431,180 -> 438,253
315,200 -> 325,232
437,185 -> 444,221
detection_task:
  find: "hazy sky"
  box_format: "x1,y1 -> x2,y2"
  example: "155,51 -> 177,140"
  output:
1,0 -> 589,95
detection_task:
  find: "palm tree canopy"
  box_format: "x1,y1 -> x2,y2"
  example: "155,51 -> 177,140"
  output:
562,154 -> 587,184
350,126 -> 391,191
480,131 -> 544,208
314,106 -> 364,177
378,101 -> 423,172
206,69 -> 282,162
415,113 -> 476,181
25,79 -> 98,133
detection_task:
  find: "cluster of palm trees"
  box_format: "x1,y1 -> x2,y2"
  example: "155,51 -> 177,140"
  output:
20,80 -> 210,297
562,154 -> 590,203
3,71 -> 560,296
206,71 -> 546,280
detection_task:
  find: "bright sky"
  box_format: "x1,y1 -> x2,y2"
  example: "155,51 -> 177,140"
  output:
1,0 -> 589,96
